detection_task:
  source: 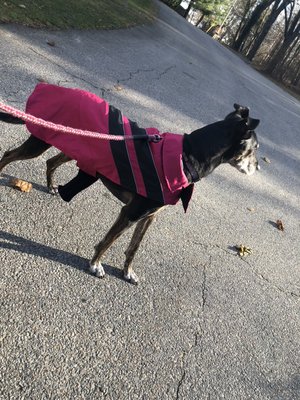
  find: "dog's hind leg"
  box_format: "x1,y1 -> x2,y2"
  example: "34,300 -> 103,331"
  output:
123,214 -> 156,284
46,152 -> 72,193
0,135 -> 51,173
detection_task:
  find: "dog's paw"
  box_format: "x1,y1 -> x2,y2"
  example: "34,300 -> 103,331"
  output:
89,261 -> 105,278
48,186 -> 59,195
124,270 -> 139,285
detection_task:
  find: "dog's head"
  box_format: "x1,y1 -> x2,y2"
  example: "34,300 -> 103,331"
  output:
224,103 -> 260,176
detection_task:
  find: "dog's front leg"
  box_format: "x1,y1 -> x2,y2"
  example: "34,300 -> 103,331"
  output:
123,214 -> 156,284
89,205 -> 134,279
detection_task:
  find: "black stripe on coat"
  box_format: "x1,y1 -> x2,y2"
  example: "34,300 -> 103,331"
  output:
109,105 -> 137,193
130,121 -> 164,204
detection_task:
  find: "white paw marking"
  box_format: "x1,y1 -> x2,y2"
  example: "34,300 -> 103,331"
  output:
124,270 -> 139,285
89,261 -> 105,278
49,186 -> 59,195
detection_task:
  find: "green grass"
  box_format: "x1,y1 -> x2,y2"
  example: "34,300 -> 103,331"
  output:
0,0 -> 156,29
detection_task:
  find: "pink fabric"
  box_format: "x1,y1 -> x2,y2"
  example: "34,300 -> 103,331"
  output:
26,83 -> 119,184
149,130 -> 189,205
25,83 -> 190,205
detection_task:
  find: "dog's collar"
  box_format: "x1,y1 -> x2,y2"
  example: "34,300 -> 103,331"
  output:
182,152 -> 200,183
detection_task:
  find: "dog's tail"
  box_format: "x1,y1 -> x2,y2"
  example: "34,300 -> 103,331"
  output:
0,112 -> 24,124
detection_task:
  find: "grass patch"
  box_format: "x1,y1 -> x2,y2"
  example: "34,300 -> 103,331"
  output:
0,0 -> 156,29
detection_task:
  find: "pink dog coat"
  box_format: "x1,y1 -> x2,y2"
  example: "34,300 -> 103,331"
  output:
25,83 -> 193,209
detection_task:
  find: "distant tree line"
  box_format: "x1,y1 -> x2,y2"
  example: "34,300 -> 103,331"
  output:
161,0 -> 300,93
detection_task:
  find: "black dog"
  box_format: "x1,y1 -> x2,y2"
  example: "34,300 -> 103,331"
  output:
0,94 -> 259,284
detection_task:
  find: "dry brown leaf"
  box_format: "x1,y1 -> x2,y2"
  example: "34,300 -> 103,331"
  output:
10,178 -> 32,193
235,244 -> 252,257
276,219 -> 284,231
262,156 -> 271,164
114,84 -> 123,91
46,40 -> 56,47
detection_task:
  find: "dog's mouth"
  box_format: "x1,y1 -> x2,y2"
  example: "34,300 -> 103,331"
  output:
230,157 -> 259,175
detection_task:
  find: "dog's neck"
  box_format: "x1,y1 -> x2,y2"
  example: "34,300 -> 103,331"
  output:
182,152 -> 200,183
182,120 -> 239,182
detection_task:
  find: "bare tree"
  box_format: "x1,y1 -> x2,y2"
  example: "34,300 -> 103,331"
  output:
265,5 -> 300,74
232,0 -> 276,50
232,0 -> 256,44
290,42 -> 300,85
246,0 -> 294,60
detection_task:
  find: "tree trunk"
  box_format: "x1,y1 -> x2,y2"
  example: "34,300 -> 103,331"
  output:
266,36 -> 299,76
242,10 -> 269,54
290,44 -> 300,86
264,10 -> 300,73
232,0 -> 275,51
232,0 -> 252,45
246,0 -> 292,61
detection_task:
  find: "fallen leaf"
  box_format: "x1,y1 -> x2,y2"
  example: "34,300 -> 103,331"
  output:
276,219 -> 284,231
46,40 -> 56,47
235,244 -> 252,257
114,84 -> 123,91
262,156 -> 271,164
10,178 -> 32,193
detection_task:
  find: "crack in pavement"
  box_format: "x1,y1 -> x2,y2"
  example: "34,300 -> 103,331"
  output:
117,67 -> 155,84
117,65 -> 176,85
156,65 -> 176,79
3,53 -> 176,103
175,323 -> 204,398
176,369 -> 186,400
29,48 -> 111,95
192,240 -> 299,299
172,241 -> 299,397
215,244 -> 300,299
174,253 -> 211,398
202,256 -> 211,312
29,49 -> 176,96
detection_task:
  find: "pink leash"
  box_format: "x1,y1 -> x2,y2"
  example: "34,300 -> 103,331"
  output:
0,102 -> 162,142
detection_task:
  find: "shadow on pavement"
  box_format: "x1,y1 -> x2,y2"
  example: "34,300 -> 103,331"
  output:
0,230 -> 123,280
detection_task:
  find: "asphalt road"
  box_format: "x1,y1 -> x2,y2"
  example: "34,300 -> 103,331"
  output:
0,1 -> 299,399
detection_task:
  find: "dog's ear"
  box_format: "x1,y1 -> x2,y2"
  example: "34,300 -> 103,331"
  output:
247,117 -> 260,130
233,103 -> 249,119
